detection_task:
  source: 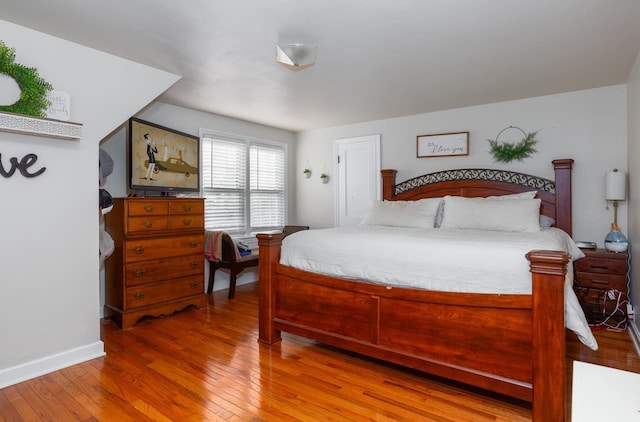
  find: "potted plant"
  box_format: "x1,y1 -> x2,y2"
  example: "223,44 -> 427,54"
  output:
303,168 -> 312,178
320,173 -> 329,183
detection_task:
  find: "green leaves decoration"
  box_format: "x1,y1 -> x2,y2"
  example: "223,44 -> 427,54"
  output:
0,40 -> 53,117
488,131 -> 538,163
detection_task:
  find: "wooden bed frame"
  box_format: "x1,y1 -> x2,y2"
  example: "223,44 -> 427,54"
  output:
257,159 -> 574,422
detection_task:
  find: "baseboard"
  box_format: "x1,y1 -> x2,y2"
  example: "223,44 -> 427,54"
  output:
0,341 -> 105,389
629,321 -> 640,357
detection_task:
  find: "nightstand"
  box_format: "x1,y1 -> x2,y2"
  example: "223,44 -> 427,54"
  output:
573,248 -> 629,328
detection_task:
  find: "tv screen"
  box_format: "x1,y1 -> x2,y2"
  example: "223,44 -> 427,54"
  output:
128,118 -> 200,195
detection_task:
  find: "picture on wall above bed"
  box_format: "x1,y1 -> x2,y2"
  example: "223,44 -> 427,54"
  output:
417,131 -> 469,158
128,118 -> 200,194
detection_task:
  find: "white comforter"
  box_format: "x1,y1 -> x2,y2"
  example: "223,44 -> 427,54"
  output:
280,225 -> 598,350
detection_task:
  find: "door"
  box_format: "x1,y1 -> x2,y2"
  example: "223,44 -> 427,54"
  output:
335,135 -> 381,227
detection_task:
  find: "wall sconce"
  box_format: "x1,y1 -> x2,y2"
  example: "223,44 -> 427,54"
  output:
605,168 -> 626,226
276,44 -> 318,71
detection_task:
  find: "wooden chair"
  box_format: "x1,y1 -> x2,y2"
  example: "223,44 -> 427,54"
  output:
207,226 -> 309,298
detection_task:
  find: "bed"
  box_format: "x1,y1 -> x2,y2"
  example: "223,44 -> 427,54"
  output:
257,159 -> 587,421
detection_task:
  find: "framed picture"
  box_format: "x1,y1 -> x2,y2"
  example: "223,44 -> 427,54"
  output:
128,118 -> 200,194
417,131 -> 469,158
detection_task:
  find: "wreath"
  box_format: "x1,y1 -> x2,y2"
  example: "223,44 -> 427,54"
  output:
487,128 -> 538,163
0,40 -> 53,117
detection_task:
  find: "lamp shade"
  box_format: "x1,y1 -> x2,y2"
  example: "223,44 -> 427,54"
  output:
605,169 -> 626,201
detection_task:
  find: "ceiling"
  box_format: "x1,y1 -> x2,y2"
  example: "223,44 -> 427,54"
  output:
3,1 -> 640,132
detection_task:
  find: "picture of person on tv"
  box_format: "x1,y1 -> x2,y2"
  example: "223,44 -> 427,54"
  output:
142,133 -> 158,180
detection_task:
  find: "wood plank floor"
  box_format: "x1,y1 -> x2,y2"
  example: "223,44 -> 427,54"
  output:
1,281 -> 639,421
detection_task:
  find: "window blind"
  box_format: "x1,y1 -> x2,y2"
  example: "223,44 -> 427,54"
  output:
201,133 -> 285,235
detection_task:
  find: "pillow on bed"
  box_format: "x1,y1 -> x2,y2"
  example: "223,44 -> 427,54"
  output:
440,196 -> 541,232
539,214 -> 555,229
486,191 -> 537,200
434,191 -> 537,228
361,198 -> 441,228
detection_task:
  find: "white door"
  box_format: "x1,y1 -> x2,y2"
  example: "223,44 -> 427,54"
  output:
335,135 -> 381,227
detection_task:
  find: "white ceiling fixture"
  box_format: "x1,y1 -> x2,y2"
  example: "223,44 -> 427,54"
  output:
276,43 -> 318,71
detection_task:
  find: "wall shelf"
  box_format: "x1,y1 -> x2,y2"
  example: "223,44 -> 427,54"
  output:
0,111 -> 83,140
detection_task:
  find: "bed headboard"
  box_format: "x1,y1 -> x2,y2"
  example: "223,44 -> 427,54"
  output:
381,159 -> 573,236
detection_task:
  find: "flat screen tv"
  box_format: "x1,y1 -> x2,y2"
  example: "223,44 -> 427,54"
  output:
128,118 -> 200,195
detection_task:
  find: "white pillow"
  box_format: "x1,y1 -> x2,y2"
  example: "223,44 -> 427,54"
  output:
434,191 -> 537,228
440,196 -> 541,232
539,214 -> 555,229
361,198 -> 441,228
485,191 -> 537,200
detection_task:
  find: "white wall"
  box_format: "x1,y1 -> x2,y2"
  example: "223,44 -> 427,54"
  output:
627,51 -> 640,339
0,19 -> 179,387
100,102 -> 297,295
296,85 -> 628,244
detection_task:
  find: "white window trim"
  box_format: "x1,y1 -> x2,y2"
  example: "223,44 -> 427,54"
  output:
199,128 -> 288,237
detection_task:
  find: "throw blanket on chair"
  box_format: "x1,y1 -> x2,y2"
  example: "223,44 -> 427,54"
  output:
204,230 -> 240,261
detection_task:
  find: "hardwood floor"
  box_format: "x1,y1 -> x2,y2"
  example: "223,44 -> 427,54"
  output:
1,281 -> 639,421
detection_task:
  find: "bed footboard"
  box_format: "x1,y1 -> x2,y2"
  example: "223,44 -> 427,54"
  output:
257,234 -> 568,422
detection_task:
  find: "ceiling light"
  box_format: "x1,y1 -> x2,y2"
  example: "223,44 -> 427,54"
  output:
276,44 -> 317,71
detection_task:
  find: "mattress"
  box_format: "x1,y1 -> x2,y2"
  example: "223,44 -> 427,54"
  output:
280,225 -> 598,350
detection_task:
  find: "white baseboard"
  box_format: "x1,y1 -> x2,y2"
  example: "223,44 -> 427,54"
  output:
0,341 -> 105,389
629,321 -> 640,357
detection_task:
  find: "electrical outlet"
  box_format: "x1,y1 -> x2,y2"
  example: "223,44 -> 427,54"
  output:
627,304 -> 635,320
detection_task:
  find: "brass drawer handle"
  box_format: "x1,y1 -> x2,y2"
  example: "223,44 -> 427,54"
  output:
134,292 -> 145,300
190,281 -> 199,289
144,221 -> 153,228
189,241 -> 198,248
182,219 -> 192,226
135,269 -> 146,277
183,205 -> 192,211
144,206 -> 154,212
189,262 -> 199,269
133,246 -> 145,254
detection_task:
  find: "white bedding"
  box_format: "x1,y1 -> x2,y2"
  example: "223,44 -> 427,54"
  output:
280,225 -> 598,350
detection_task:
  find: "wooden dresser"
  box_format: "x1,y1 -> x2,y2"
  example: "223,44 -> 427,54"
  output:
573,248 -> 629,328
104,197 -> 207,329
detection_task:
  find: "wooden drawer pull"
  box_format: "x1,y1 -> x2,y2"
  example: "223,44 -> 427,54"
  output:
183,205 -> 192,211
144,221 -> 153,228
189,262 -> 199,269
133,246 -> 145,254
189,241 -> 199,248
591,279 -> 609,285
182,219 -> 192,226
591,265 -> 609,270
190,281 -> 199,289
144,206 -> 155,212
134,292 -> 145,300
135,269 -> 146,277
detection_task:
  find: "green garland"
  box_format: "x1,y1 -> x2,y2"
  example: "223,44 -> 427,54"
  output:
487,131 -> 538,163
0,40 -> 53,117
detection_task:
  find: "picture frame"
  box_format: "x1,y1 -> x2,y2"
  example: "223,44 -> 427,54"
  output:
417,131 -> 469,158
128,118 -> 200,194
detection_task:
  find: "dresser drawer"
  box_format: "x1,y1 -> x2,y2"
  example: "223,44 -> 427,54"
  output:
127,200 -> 169,216
124,234 -> 204,262
125,254 -> 203,286
574,257 -> 626,275
574,272 -> 627,291
125,276 -> 204,309
170,200 -> 204,216
168,214 -> 204,230
127,216 -> 169,234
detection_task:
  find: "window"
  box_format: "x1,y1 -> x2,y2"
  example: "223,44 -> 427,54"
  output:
200,130 -> 286,235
